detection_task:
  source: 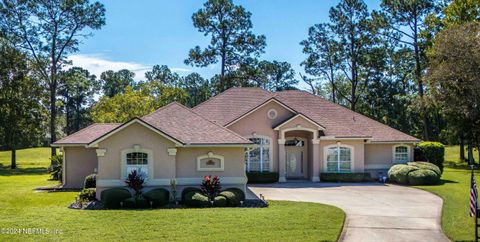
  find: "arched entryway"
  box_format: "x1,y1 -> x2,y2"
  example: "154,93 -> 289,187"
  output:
285,137 -> 308,179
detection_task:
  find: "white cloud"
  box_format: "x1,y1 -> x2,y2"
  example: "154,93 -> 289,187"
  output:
67,54 -> 192,81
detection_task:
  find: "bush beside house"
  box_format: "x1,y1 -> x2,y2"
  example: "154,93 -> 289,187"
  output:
388,162 -> 441,185
414,141 -> 445,173
246,172 -> 279,183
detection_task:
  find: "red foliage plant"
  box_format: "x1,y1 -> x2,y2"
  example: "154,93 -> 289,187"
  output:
201,175 -> 221,201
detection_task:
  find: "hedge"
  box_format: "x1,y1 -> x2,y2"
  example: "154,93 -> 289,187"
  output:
246,172 -> 279,183
414,141 -> 445,173
320,172 -> 371,182
143,188 -> 170,208
181,187 -> 202,203
388,162 -> 441,185
219,188 -> 245,207
100,188 -> 132,209
84,173 -> 96,188
183,191 -> 210,208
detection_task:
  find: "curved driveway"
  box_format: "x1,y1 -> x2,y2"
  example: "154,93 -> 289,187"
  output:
248,182 -> 449,242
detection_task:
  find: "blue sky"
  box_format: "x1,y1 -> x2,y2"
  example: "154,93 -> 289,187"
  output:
70,0 -> 380,90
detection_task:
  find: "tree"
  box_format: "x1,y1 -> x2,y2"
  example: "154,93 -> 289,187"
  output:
180,72 -> 211,107
91,85 -> 188,123
100,69 -> 135,97
376,0 -> 438,140
426,22 -> 480,162
59,67 -> 99,135
256,60 -> 298,92
301,23 -> 339,102
145,65 -> 180,87
91,86 -> 157,123
303,0 -> 379,111
0,0 -> 106,156
0,41 -> 43,169
185,0 -> 266,91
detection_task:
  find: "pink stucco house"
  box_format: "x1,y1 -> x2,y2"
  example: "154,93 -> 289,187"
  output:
53,87 -> 419,197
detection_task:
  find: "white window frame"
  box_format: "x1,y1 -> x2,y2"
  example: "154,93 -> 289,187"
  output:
323,143 -> 354,173
392,145 -> 410,163
245,135 -> 273,172
121,146 -> 154,180
197,152 -> 225,171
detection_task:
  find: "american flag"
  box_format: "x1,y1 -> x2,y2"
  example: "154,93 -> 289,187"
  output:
470,170 -> 478,218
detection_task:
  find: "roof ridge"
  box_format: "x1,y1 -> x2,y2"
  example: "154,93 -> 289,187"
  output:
193,87 -> 271,110
297,91 -> 418,139
184,104 -> 251,142
142,101 -> 180,119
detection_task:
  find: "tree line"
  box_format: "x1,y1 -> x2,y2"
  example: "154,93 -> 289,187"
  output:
0,0 -> 479,168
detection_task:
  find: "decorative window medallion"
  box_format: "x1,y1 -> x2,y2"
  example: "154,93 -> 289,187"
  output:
197,152 -> 224,171
267,109 -> 278,119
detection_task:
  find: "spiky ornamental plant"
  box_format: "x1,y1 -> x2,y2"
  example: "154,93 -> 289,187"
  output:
125,170 -> 146,197
201,175 -> 221,201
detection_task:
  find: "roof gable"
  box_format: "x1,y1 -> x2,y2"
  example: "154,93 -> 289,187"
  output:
142,102 -> 251,145
273,114 -> 326,131
225,98 -> 296,127
87,118 -> 183,148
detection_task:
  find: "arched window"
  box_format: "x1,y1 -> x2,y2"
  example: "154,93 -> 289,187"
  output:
245,136 -> 271,172
126,152 -> 149,177
393,145 -> 410,163
325,145 -> 353,173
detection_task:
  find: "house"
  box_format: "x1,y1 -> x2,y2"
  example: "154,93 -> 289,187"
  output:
52,87 -> 419,197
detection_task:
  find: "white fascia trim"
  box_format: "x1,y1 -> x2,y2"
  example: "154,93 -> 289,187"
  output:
225,98 -> 296,127
320,136 -> 372,141
51,143 -> 87,147
97,177 -> 247,187
184,144 -> 253,148
87,119 -> 183,148
274,114 -> 326,131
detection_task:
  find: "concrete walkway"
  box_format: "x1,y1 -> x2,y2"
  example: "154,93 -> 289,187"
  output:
248,182 -> 449,242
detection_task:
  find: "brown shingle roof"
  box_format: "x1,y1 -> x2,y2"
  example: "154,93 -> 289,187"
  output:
53,123 -> 121,145
193,87 -> 419,142
141,102 -> 251,145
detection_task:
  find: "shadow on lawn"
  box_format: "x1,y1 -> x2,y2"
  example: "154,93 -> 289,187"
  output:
0,164 -> 47,176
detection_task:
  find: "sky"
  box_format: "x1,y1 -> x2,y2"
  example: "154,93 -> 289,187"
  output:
69,0 -> 380,90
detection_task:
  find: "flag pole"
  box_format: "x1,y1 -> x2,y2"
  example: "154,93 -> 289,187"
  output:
471,153 -> 478,242
475,165 -> 478,242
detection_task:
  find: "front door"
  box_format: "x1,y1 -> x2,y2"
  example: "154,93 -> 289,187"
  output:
285,138 -> 306,179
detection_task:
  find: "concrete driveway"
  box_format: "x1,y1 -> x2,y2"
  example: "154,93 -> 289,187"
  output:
248,182 -> 449,242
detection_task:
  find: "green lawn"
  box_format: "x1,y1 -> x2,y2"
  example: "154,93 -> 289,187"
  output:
415,145 -> 479,242
0,148 -> 345,242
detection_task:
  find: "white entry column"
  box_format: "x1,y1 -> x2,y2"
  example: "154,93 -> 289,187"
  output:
278,139 -> 286,182
311,139 -> 320,182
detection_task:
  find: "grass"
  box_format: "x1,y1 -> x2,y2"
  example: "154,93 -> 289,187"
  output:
415,145 -> 479,242
0,148 -> 345,242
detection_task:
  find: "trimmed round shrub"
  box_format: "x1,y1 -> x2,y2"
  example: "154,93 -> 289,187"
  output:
123,197 -> 136,209
213,196 -> 227,207
183,191 -> 210,208
407,169 -> 440,185
224,188 -> 245,201
219,188 -> 245,207
408,162 -> 441,176
181,187 -> 202,203
100,188 -> 132,209
79,188 -> 96,202
135,196 -> 150,209
84,173 -> 97,188
414,142 -> 445,173
143,188 -> 170,208
388,164 -> 418,184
